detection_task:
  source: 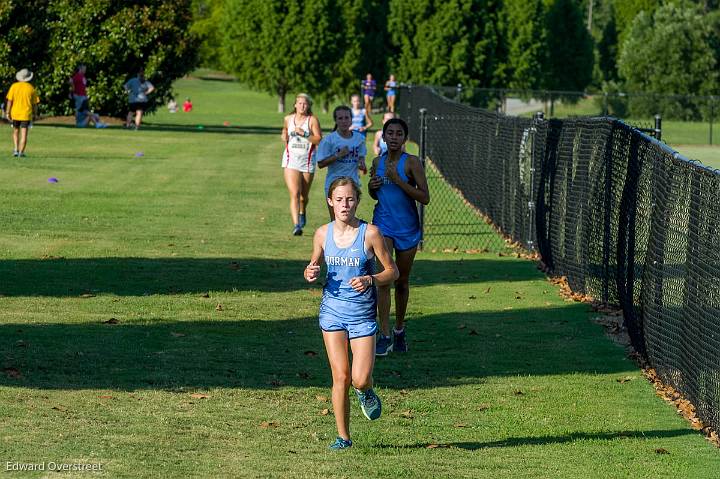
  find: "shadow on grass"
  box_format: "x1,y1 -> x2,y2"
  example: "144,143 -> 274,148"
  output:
0,257 -> 543,296
34,123 -> 279,136
0,306 -> 631,390
376,429 -> 696,449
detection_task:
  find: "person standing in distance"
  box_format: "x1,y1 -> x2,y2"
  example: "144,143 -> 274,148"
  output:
368,118 -> 430,356
6,68 -> 39,158
281,93 -> 322,236
384,74 -> 398,113
124,68 -> 154,129
318,106 -> 367,220
349,94 -> 372,139
304,176 -> 399,450
68,64 -> 87,116
361,73 -> 376,112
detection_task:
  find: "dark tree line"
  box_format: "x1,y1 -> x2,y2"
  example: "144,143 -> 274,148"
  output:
194,0 -> 594,112
197,0 -> 720,119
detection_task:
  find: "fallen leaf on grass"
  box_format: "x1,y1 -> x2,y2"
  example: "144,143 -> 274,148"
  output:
190,393 -> 210,399
52,405 -> 67,412
458,324 -> 466,330
316,395 -> 328,402
304,350 -> 318,357
98,395 -> 113,399
478,403 -> 491,411
454,423 -> 468,428
80,293 -> 96,298
260,421 -> 279,429
655,448 -> 669,455
400,410 -> 414,419
468,295 -> 476,300
390,370 -> 401,377
426,443 -> 448,449
170,332 -> 186,337
514,390 -> 524,396
617,376 -> 634,384
103,318 -> 119,325
200,292 -> 210,298
215,303 -> 224,311
484,287 -> 491,294
319,409 -> 330,416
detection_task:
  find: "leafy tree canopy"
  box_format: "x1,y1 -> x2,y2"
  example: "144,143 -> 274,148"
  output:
388,0 -> 506,89
221,0 -> 348,112
0,0 -> 198,117
619,3 -> 718,119
542,0 -> 594,91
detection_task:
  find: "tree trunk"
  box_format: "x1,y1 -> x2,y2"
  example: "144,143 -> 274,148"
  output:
278,88 -> 286,114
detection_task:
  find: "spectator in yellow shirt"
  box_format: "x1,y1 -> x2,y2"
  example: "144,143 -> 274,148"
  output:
6,69 -> 40,157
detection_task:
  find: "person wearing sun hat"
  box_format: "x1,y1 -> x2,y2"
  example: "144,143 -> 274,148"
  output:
5,68 -> 39,157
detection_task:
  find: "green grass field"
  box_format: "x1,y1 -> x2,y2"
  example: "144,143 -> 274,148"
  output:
0,75 -> 718,478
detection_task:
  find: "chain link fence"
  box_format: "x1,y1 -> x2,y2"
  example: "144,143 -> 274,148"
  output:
397,84 -> 720,436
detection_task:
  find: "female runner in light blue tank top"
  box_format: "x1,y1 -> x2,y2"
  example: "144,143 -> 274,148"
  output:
318,105 -> 368,220
350,94 -> 373,138
368,118 -> 430,357
384,74 -> 398,113
304,177 -> 398,450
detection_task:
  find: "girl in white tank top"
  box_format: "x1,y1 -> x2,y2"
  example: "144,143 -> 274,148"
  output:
281,94 -> 322,236
282,115 -> 317,173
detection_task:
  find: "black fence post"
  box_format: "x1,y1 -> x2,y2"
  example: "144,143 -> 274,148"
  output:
654,114 -> 662,141
710,98 -> 714,146
418,108 -> 428,251
603,92 -> 609,116
406,84 -> 413,135
527,111 -> 545,251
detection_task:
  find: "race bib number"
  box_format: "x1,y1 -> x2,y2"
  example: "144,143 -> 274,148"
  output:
290,138 -> 309,151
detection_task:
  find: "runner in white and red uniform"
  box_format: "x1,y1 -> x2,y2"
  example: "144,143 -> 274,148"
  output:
281,93 -> 322,236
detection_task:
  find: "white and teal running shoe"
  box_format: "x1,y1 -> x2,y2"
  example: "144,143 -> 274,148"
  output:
329,437 -> 353,450
355,387 -> 382,420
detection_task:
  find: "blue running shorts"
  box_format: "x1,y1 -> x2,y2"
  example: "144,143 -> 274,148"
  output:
382,231 -> 421,252
319,314 -> 378,340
